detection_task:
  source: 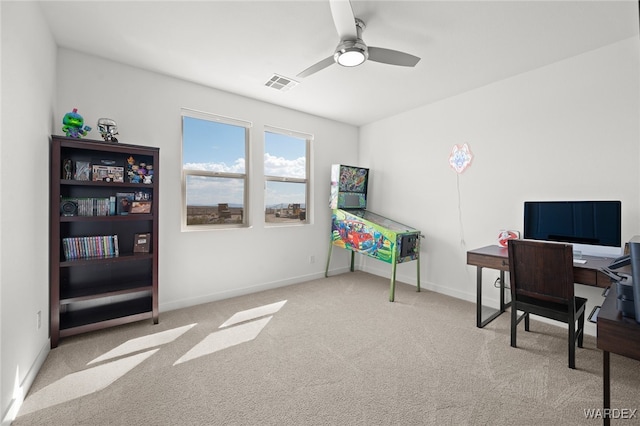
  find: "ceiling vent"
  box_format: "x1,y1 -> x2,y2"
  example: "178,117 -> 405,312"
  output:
265,74 -> 298,92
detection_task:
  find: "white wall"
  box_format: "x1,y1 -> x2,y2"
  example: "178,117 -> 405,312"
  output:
55,48 -> 359,312
359,37 -> 640,336
1,2 -> 57,423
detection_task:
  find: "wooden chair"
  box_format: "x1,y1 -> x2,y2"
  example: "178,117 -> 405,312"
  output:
507,239 -> 587,369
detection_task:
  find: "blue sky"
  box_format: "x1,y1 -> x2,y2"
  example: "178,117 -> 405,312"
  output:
183,117 -> 307,207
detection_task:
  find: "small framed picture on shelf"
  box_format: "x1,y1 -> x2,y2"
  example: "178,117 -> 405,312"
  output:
134,191 -> 151,201
74,161 -> 91,181
133,233 -> 151,253
116,192 -> 135,215
92,165 -> 124,183
130,200 -> 152,214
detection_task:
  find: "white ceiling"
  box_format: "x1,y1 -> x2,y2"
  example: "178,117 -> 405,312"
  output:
39,1 -> 639,126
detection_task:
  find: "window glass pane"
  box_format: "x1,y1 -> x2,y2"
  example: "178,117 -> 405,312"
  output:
183,116 -> 245,173
186,175 -> 244,225
265,181 -> 306,222
264,131 -> 305,178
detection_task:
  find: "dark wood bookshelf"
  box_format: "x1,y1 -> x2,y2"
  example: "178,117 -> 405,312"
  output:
50,135 -> 159,348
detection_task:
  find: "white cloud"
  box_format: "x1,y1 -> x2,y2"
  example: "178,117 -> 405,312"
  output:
184,157 -> 245,173
264,153 -> 305,178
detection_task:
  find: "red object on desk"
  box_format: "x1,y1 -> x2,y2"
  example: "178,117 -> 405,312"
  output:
497,231 -> 519,247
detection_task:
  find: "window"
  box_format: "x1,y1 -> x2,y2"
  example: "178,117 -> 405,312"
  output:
181,109 -> 250,229
264,127 -> 311,224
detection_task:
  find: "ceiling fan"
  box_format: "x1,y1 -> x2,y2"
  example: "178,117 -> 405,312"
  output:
297,0 -> 421,78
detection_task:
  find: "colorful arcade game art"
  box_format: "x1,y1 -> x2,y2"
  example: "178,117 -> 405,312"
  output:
326,164 -> 422,301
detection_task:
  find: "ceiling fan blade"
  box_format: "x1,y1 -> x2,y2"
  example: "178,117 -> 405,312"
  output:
367,47 -> 421,67
330,0 -> 357,40
297,55 -> 335,78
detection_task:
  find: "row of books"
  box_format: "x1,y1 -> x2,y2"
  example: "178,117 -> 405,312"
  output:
61,193 -> 153,217
62,235 -> 119,260
62,197 -> 116,216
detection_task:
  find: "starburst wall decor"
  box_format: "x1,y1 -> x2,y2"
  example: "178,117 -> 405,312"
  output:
449,143 -> 473,174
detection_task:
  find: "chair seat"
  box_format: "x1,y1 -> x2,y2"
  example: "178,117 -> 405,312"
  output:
516,295 -> 587,322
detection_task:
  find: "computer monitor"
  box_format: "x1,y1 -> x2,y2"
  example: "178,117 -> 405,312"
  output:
523,200 -> 622,257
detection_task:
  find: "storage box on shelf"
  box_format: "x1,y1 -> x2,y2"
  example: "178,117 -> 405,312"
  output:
50,135 -> 159,348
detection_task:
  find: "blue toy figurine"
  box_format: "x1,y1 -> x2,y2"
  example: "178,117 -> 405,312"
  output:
62,108 -> 92,138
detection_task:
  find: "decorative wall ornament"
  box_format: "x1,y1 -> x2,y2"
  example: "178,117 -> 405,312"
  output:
449,143 -> 473,174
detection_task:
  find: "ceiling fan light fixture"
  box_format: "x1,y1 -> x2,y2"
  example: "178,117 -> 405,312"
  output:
334,40 -> 368,67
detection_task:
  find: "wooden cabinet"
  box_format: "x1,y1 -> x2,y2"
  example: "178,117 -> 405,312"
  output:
49,135 -> 159,348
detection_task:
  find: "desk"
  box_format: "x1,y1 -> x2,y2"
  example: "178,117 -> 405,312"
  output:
597,285 -> 640,426
467,245 -> 615,328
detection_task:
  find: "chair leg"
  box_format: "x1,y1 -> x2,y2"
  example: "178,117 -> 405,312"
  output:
511,305 -> 517,348
524,312 -> 530,332
568,319 -> 576,369
577,310 -> 585,348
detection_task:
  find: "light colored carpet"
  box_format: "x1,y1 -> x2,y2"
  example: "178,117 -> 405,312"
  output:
14,271 -> 640,425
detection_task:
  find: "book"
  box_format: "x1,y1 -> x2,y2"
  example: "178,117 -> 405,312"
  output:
116,192 -> 135,215
133,233 -> 151,253
109,196 -> 116,216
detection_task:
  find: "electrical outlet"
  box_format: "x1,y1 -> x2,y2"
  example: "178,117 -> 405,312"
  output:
36,311 -> 41,330
309,255 -> 315,264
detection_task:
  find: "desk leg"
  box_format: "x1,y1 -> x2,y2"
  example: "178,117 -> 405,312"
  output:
603,350 -> 610,426
476,266 -> 507,328
499,271 -> 512,311
476,266 -> 483,328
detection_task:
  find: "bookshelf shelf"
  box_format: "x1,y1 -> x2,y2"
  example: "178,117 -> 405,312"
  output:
59,252 -> 154,267
61,179 -> 155,189
59,298 -> 153,336
60,214 -> 153,223
50,135 -> 159,348
60,281 -> 152,304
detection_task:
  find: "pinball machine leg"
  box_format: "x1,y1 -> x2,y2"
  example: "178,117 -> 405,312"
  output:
350,251 -> 355,272
416,255 -> 421,292
325,240 -> 333,278
390,261 -> 397,302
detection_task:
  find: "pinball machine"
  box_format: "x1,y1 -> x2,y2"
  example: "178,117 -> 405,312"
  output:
326,164 -> 422,301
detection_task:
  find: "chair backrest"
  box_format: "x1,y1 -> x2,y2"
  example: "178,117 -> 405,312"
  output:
508,239 -> 575,304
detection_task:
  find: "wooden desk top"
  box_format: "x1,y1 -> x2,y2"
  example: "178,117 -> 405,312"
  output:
467,244 -> 616,288
467,245 -> 510,271
597,285 -> 640,361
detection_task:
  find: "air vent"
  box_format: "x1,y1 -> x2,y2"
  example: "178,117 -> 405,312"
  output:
265,74 -> 298,91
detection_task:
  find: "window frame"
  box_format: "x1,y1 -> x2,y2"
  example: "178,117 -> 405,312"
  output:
263,125 -> 312,226
181,108 -> 251,231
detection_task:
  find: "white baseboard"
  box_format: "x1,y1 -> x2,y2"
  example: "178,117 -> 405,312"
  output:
160,268 -> 350,313
2,339 -> 50,425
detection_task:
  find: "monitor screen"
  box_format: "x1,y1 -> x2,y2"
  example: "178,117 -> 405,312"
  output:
523,201 -> 622,257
